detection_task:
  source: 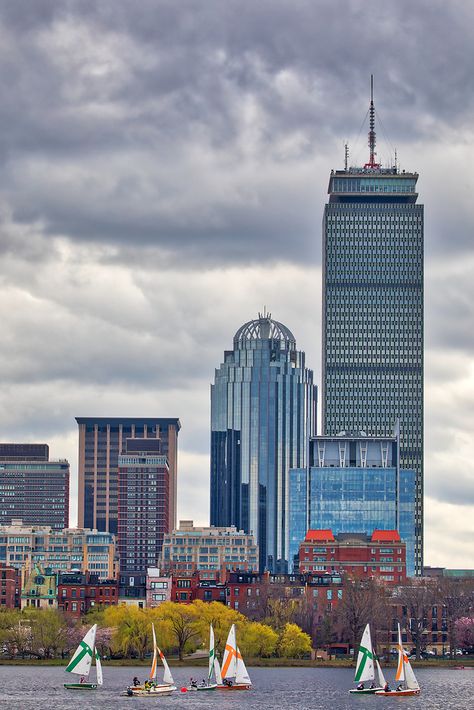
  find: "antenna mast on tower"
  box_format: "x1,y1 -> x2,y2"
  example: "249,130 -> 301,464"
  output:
364,75 -> 380,169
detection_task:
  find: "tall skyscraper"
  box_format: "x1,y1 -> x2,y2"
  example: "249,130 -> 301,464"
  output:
210,311 -> 316,572
321,79 -> 423,573
76,417 -> 180,535
0,443 -> 69,530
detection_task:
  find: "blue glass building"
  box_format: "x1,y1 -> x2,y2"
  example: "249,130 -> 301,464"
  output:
210,312 -> 316,572
322,88 -> 423,573
289,434 -> 416,576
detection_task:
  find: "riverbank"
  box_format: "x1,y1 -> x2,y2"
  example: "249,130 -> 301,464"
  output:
1,656 -> 473,668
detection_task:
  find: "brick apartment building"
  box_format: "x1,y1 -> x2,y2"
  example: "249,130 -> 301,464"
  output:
0,562 -> 20,608
57,572 -> 118,617
297,529 -> 406,584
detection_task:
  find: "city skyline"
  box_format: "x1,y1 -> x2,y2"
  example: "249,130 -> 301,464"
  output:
0,1 -> 473,569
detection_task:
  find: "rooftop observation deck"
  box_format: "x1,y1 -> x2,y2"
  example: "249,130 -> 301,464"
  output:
328,167 -> 419,204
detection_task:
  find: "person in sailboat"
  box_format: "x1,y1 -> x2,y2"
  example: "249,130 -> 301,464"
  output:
370,682 -> 376,689
396,684 -> 403,692
133,676 -> 140,686
384,681 -> 390,692
357,682 -> 365,690
80,676 -> 85,684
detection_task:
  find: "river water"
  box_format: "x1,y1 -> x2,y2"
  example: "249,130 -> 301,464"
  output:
0,665 -> 472,710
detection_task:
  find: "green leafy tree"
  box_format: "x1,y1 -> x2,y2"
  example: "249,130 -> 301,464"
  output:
0,610 -> 32,658
239,622 -> 278,658
277,623 -> 312,658
156,602 -> 200,660
192,600 -> 246,657
264,598 -> 299,631
25,609 -> 68,659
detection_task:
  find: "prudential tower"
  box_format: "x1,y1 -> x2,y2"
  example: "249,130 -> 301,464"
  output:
322,77 -> 424,573
210,311 -> 316,572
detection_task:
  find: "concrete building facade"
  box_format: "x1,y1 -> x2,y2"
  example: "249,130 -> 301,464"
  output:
160,519 -> 259,578
76,417 -> 180,535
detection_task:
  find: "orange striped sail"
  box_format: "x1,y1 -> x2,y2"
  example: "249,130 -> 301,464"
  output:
149,623 -> 158,680
221,625 -> 237,679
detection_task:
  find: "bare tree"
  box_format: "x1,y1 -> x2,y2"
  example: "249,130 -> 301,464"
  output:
436,578 -> 474,657
338,577 -> 388,658
397,579 -> 437,660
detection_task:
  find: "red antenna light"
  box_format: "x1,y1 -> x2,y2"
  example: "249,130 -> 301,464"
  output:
364,75 -> 380,169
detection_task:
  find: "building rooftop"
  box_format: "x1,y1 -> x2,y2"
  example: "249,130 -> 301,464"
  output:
75,417 -> 181,430
234,311 -> 295,347
371,530 -> 401,542
305,529 -> 335,542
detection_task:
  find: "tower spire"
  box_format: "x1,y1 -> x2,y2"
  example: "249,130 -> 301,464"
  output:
364,74 -> 380,169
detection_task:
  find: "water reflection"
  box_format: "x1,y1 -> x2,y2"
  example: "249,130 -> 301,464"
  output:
0,665 -> 472,710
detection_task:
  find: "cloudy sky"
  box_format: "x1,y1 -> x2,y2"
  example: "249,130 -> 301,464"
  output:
0,0 -> 473,569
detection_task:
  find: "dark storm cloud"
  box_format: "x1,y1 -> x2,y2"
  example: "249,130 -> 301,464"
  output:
0,1 -> 473,565
0,1 -> 473,264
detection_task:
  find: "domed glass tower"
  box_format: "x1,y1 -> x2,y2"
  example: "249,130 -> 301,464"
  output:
210,311 -> 316,572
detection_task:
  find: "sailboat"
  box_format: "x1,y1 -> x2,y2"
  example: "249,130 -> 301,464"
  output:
218,624 -> 252,690
349,624 -> 384,694
125,623 -> 177,697
187,624 -> 218,691
64,624 -> 103,690
376,623 -> 421,696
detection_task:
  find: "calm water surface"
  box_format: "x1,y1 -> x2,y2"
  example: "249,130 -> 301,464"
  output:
0,666 -> 472,710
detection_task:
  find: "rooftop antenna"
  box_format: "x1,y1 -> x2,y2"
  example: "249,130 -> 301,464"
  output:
344,142 -> 349,172
364,74 -> 380,169
394,147 -> 398,173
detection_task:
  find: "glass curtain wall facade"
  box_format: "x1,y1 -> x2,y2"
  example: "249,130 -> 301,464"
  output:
288,435 -> 416,576
322,168 -> 423,573
210,313 -> 316,572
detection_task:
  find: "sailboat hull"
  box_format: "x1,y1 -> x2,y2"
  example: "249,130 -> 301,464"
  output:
349,687 -> 383,694
218,684 -> 252,690
125,685 -> 177,697
375,689 -> 421,697
64,683 -> 98,690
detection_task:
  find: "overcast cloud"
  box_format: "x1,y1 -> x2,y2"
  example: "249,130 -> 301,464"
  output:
0,0 -> 473,569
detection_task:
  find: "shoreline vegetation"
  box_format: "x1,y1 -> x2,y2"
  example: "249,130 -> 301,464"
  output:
0,657 -> 472,668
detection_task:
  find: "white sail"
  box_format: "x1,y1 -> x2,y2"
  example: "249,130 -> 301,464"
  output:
208,625 -> 215,682
65,624 -> 97,677
221,624 -> 237,680
158,647 -> 174,685
375,659 -> 386,687
214,657 -> 223,685
395,623 -> 406,686
404,656 -> 420,691
354,624 -> 375,684
236,647 -> 251,685
95,648 -> 103,686
149,624 -> 158,681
